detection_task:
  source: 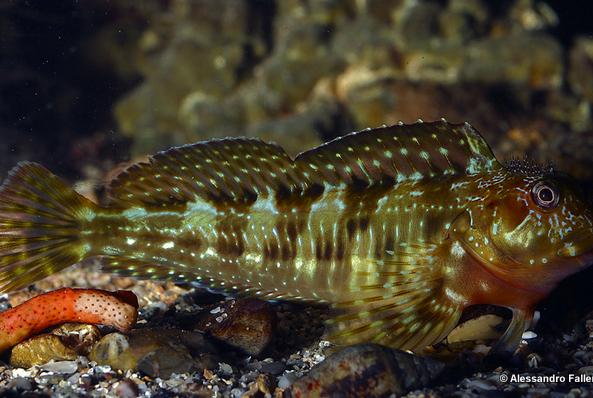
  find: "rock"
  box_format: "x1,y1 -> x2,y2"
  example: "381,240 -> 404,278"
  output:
195,299 -> 275,356
113,0 -> 249,157
260,361 -> 286,376
89,328 -> 219,378
403,44 -> 465,84
10,334 -> 78,368
289,344 -> 444,398
136,347 -> 193,379
40,360 -> 79,374
244,373 -> 276,398
544,91 -> 592,133
51,323 -> 102,355
461,34 -> 563,89
115,379 -> 140,398
6,377 -> 34,391
392,0 -> 443,49
569,37 -> 593,103
278,372 -> 298,389
439,0 -> 489,43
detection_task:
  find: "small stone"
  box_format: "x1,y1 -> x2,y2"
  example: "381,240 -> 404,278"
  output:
6,377 -> 33,391
40,360 -> 79,374
136,347 -> 194,378
578,366 -> 593,375
569,37 -> 593,103
203,368 -> 215,380
290,344 -> 444,397
115,379 -> 140,398
196,298 -> 275,356
257,373 -> 275,395
278,372 -> 298,389
219,362 -> 233,376
10,334 -> 78,368
89,333 -> 131,368
461,34 -> 563,89
260,361 -> 286,376
89,329 -> 219,378
51,323 -> 102,355
244,373 -> 276,398
527,353 -> 542,368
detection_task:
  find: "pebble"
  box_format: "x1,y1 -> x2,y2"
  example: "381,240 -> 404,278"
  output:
40,360 -> 79,374
6,377 -> 33,391
52,323 -> 102,354
260,361 -> 286,376
278,372 -> 298,389
89,328 -> 220,378
10,334 -> 78,368
9,323 -> 102,368
115,379 -> 140,398
219,362 -> 233,376
195,298 -> 275,356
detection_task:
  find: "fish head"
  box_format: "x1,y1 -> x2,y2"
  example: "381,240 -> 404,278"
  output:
460,163 -> 593,289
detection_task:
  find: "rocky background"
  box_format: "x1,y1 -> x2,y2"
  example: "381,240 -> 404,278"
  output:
2,0 -> 593,397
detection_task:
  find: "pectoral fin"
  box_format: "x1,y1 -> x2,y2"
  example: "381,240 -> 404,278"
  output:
324,247 -> 463,353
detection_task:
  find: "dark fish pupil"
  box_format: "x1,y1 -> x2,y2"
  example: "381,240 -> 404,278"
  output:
539,187 -> 554,202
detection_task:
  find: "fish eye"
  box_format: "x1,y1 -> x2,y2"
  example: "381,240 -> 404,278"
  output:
531,180 -> 559,209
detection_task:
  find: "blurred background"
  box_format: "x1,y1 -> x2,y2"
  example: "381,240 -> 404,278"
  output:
1,0 -> 593,185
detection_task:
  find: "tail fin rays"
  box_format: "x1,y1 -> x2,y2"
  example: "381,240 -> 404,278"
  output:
0,162 -> 96,292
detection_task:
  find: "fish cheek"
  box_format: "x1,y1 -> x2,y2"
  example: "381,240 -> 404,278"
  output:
494,195 -> 531,234
487,195 -> 535,262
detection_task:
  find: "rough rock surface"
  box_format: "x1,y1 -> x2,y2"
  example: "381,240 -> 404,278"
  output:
194,299 -> 276,357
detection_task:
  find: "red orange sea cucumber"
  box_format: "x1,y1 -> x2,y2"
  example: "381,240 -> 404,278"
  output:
0,288 -> 138,353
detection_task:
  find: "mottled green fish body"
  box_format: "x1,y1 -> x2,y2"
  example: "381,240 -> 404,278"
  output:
1,121 -> 592,353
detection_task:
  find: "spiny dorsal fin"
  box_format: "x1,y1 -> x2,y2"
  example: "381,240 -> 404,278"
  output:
296,121 -> 500,186
107,138 -> 304,208
108,122 -> 498,208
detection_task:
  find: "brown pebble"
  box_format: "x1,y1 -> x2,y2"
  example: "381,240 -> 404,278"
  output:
195,298 -> 275,356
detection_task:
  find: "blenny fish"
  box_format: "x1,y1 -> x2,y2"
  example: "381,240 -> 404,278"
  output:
1,121 -> 592,352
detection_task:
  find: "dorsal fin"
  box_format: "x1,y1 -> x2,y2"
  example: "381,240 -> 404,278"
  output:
295,121 -> 500,186
107,138 -> 304,208
107,122 -> 499,209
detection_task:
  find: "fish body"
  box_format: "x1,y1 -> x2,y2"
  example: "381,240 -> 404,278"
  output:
1,121 -> 592,352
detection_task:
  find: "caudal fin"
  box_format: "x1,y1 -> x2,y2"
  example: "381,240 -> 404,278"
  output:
0,162 -> 96,292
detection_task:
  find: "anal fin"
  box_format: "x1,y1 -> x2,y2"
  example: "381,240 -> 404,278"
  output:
98,256 -> 295,300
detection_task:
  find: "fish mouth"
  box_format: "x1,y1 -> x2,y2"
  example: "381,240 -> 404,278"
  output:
460,239 -> 555,295
557,233 -> 593,266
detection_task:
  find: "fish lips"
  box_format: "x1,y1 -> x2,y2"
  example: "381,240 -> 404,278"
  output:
557,234 -> 593,267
